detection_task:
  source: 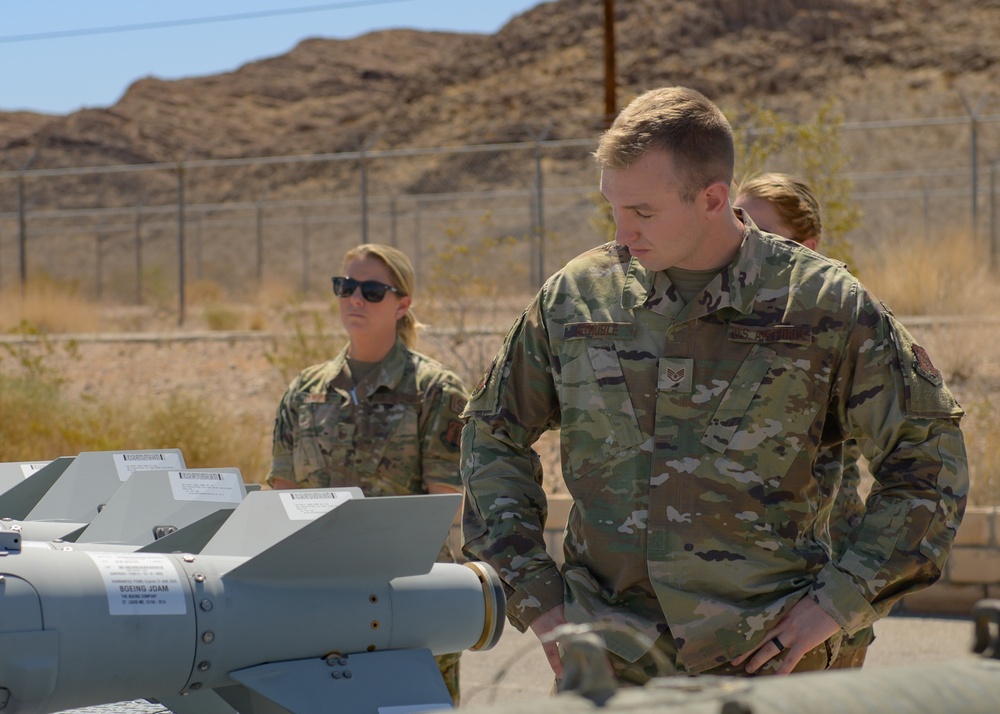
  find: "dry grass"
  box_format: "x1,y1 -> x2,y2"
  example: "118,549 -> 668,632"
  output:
0,366 -> 269,477
0,278 -> 100,333
856,229 -> 1000,315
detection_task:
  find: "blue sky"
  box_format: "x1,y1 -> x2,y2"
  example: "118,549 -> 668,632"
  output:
0,1 -> 546,115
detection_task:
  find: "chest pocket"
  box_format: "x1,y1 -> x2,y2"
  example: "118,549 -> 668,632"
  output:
559,344 -> 644,478
701,344 -> 824,477
293,395 -> 421,491
356,397 -> 422,488
293,397 -> 345,486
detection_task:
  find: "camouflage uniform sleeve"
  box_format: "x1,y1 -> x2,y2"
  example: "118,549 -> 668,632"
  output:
265,374 -> 303,487
461,296 -> 564,632
811,291 -> 968,635
418,367 -> 469,493
827,439 -> 866,551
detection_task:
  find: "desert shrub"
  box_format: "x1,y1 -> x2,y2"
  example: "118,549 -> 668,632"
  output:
139,264 -> 174,312
0,374 -> 82,460
264,305 -> 341,385
730,100 -> 862,270
204,303 -> 244,331
418,214 -> 531,386
116,391 -> 269,476
0,321 -> 77,384
186,278 -> 228,305
0,333 -> 267,480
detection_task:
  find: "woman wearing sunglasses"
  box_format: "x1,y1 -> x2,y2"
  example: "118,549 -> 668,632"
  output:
266,243 -> 469,703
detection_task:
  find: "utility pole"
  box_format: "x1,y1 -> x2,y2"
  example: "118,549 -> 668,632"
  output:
603,0 -> 617,128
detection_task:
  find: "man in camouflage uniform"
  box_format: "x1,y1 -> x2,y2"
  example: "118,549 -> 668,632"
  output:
267,336 -> 469,701
460,86 -> 968,683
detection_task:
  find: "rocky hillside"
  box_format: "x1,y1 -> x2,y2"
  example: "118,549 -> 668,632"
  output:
2,0 -> 999,206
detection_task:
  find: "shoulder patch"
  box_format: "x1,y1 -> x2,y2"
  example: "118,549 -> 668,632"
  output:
470,355 -> 497,402
911,344 -> 943,386
442,419 -> 463,450
887,315 -> 962,418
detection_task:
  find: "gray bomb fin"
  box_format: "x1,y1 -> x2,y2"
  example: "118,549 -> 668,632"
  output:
75,468 -> 244,546
26,450 -> 186,523
0,457 -> 74,520
214,491 -> 460,581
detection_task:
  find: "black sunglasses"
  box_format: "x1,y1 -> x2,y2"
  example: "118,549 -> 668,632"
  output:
331,276 -> 406,302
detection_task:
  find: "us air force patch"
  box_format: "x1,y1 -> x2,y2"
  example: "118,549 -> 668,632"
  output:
912,344 -> 943,385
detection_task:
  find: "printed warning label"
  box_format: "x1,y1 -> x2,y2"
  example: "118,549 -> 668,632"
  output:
280,490 -> 353,520
169,470 -> 243,503
112,452 -> 184,482
87,552 -> 188,615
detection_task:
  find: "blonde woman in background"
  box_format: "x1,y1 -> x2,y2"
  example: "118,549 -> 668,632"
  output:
267,243 -> 468,702
735,173 -> 872,669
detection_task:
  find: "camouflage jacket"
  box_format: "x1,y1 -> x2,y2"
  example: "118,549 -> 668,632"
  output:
267,338 -> 468,497
461,216 -> 968,674
820,440 -> 867,552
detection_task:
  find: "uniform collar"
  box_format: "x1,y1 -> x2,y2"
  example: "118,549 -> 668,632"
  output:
325,337 -> 409,400
621,208 -> 764,320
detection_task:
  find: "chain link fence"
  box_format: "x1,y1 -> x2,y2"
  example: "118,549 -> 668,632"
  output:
2,111 -> 1000,319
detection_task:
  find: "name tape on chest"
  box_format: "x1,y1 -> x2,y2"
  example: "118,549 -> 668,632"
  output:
727,324 -> 813,345
564,322 -> 636,340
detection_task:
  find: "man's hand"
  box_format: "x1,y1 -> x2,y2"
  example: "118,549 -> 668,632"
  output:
529,604 -> 568,677
730,597 -> 842,675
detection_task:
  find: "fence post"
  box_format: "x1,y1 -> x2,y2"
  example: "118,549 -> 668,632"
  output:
176,162 -> 186,326
958,91 -> 990,242
358,132 -> 380,245
359,151 -> 368,245
414,198 -> 422,282
15,153 -> 35,298
527,125 -> 551,288
95,233 -> 104,301
603,0 -> 617,128
390,195 -> 398,247
300,213 -> 311,295
256,190 -> 267,287
17,171 -> 27,298
134,200 -> 144,305
194,214 -> 203,281
991,157 -> 999,270
922,181 -> 931,244
534,139 -> 545,287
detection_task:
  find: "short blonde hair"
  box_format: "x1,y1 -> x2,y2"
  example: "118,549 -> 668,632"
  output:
595,86 -> 734,202
735,173 -> 822,245
342,243 -> 421,348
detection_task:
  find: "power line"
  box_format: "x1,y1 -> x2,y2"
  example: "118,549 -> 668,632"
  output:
0,0 -> 415,44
